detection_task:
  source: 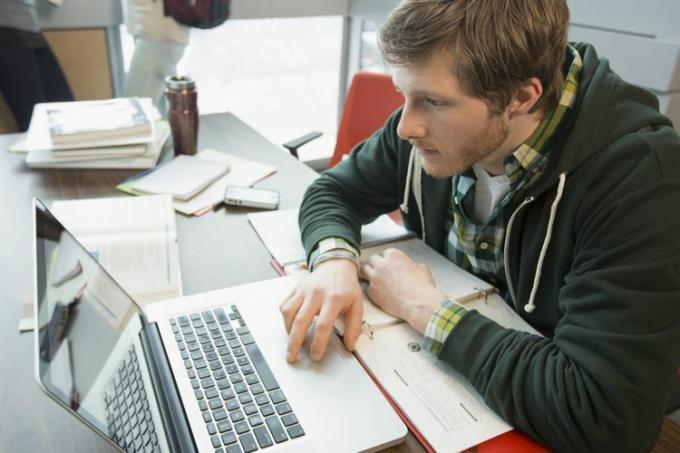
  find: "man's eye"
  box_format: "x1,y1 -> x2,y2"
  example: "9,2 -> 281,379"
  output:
425,97 -> 442,106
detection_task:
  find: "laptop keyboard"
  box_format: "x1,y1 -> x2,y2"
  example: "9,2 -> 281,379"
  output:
171,305 -> 305,453
103,346 -> 160,452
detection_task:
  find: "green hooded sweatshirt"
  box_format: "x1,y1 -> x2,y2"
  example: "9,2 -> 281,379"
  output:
299,44 -> 680,452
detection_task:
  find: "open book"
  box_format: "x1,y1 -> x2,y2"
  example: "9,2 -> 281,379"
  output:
249,208 -> 540,451
50,195 -> 183,306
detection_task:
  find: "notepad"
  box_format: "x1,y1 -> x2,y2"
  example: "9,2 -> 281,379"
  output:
130,155 -> 230,200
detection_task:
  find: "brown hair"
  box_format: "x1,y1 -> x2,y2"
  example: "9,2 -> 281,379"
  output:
378,0 -> 569,116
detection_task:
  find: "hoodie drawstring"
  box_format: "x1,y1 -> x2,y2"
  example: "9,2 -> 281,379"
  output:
400,147 -> 416,214
400,147 -> 427,243
524,172 -> 567,313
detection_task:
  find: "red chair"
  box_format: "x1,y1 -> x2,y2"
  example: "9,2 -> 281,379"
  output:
329,70 -> 404,167
283,71 -> 404,167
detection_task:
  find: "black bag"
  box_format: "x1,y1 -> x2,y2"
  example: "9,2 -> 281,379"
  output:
163,0 -> 231,30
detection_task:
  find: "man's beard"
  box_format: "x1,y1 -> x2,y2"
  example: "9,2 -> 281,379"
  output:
418,116 -> 510,179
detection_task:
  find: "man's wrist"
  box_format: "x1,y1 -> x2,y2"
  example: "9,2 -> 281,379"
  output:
311,250 -> 360,273
308,237 -> 360,272
407,295 -> 446,334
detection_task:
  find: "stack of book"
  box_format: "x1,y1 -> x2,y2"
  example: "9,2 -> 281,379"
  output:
22,97 -> 170,169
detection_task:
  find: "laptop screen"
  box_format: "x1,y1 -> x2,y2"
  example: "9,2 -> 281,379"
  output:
34,198 -> 145,439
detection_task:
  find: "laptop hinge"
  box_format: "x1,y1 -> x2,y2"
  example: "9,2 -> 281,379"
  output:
140,322 -> 197,453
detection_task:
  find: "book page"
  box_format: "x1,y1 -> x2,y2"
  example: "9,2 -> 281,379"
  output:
78,231 -> 180,303
50,195 -> 182,305
51,195 -> 175,237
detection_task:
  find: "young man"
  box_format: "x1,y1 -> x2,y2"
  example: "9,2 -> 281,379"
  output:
280,0 -> 680,450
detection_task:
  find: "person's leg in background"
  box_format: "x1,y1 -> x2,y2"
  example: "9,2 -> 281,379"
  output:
35,39 -> 74,103
0,27 -> 73,131
124,38 -> 186,116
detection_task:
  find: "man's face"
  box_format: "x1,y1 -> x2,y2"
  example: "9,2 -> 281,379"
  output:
393,50 -> 510,178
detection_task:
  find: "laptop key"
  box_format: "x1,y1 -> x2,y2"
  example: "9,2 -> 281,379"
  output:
260,404 -> 274,417
221,431 -> 237,445
276,403 -> 292,415
217,419 -> 232,432
202,310 -> 216,323
253,425 -> 273,448
244,344 -> 279,391
287,424 -> 305,439
226,399 -> 240,411
213,409 -> 228,421
207,423 -> 217,435
217,379 -> 231,390
265,416 -> 288,443
226,444 -> 243,453
209,398 -> 223,410
211,435 -> 222,448
215,308 -> 229,324
245,374 -> 259,386
235,433 -> 257,453
190,313 -> 201,321
230,410 -> 245,423
206,387 -> 219,399
248,414 -> 263,426
240,334 -> 255,345
254,394 -> 268,406
269,390 -> 286,404
234,421 -> 250,435
243,404 -> 258,416
178,316 -> 189,326
281,413 -> 298,427
221,388 -> 235,400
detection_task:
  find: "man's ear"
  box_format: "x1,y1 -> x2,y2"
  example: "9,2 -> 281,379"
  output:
509,77 -> 543,117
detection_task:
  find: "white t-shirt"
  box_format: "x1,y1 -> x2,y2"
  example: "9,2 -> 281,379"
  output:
471,165 -> 511,224
125,0 -> 190,45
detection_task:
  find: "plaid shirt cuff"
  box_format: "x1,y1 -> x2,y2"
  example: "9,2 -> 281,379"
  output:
421,299 -> 468,356
309,237 -> 360,272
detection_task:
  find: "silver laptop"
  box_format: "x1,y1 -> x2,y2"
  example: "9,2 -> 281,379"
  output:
33,198 -> 406,453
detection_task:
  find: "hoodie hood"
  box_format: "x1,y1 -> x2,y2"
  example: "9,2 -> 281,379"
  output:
530,43 -> 672,197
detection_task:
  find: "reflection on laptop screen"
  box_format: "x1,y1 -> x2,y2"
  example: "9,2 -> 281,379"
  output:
34,199 -> 145,439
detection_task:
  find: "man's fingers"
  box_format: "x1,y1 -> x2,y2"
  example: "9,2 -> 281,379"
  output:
280,292 -> 303,334
342,296 -> 364,352
309,297 -> 344,361
286,292 -> 320,363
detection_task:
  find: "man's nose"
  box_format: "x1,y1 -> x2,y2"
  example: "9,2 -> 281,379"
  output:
396,103 -> 426,141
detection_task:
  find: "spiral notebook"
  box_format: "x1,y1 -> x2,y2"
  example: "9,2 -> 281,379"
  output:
246,208 -> 416,272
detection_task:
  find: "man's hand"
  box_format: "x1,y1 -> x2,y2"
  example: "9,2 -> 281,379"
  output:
280,259 -> 363,363
362,248 -> 447,334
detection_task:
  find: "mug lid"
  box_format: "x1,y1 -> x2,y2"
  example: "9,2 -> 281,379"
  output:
165,75 -> 195,90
